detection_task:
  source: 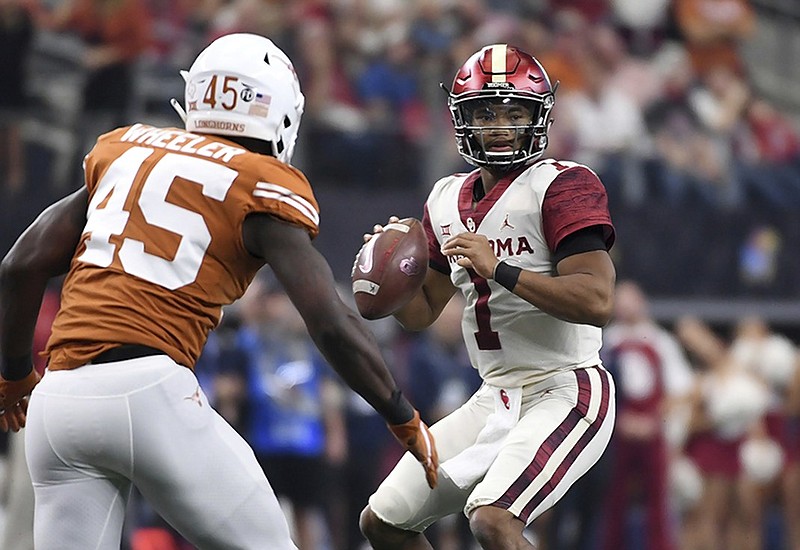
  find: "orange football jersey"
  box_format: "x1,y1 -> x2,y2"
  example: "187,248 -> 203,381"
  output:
45,124 -> 320,371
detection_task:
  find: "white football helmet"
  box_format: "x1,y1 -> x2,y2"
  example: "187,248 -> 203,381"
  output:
175,33 -> 305,164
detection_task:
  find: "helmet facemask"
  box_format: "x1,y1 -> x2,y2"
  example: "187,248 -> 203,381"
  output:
444,44 -> 557,172
449,91 -> 555,171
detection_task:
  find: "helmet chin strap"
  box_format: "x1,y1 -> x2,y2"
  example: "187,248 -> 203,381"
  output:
472,126 -> 533,168
484,151 -> 516,164
170,69 -> 192,124
169,98 -> 187,124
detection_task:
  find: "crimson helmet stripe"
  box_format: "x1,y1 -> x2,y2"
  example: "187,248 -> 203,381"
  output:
492,367 -> 612,521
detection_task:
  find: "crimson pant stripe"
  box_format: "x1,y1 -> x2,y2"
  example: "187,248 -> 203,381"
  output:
493,368 -> 608,516
518,368 -> 610,522
493,369 -> 591,507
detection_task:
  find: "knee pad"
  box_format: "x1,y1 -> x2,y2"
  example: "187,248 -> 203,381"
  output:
368,487 -> 424,531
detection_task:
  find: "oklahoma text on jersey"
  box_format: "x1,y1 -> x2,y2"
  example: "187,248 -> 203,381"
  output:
423,159 -> 614,388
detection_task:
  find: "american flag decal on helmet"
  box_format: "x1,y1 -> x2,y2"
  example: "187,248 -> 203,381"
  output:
249,93 -> 271,117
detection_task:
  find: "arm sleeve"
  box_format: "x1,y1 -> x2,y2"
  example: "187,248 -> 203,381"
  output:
552,225 -> 609,264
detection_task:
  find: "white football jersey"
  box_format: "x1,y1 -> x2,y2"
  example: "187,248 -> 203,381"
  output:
423,159 -> 614,387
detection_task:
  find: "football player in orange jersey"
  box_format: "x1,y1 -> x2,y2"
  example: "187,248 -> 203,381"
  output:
0,33 -> 437,550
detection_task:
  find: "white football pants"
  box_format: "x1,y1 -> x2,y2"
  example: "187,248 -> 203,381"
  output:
25,355 -> 297,550
369,366 -> 615,531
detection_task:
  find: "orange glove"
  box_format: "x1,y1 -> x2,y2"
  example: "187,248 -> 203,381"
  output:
0,369 -> 41,432
388,409 -> 439,489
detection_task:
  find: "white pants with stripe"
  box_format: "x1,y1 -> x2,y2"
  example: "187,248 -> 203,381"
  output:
368,366 -> 615,531
25,356 -> 297,550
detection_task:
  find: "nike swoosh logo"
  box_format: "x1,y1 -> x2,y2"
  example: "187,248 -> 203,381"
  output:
358,238 -> 377,274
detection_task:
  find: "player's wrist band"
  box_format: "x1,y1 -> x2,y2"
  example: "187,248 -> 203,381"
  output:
382,390 -> 416,425
493,261 -> 522,292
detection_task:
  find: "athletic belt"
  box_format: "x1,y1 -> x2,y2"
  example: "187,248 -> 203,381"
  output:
92,344 -> 165,364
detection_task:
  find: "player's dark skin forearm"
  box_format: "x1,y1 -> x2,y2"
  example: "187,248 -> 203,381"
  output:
0,188 -> 87,379
510,251 -> 616,327
393,267 -> 456,332
242,214 -> 414,424
442,232 -> 616,327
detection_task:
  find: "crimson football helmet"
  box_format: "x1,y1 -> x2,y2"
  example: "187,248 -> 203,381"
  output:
445,44 -> 556,171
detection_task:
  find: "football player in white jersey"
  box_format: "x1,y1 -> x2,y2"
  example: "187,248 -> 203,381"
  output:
360,44 -> 617,549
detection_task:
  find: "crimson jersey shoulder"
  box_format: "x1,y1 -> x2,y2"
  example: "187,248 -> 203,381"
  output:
538,161 -> 615,252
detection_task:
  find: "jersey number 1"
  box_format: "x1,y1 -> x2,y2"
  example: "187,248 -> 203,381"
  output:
79,147 -> 237,290
468,268 -> 501,350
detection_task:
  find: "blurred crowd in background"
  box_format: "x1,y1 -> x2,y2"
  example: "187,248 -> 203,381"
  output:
1,0 -> 800,297
1,0 -> 800,549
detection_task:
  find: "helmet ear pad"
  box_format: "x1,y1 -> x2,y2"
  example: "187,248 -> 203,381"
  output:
181,33 -> 305,165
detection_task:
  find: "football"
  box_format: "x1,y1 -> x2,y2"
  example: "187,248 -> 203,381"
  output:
352,218 -> 428,320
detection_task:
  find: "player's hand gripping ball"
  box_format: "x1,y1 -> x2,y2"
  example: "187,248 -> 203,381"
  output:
352,218 -> 428,320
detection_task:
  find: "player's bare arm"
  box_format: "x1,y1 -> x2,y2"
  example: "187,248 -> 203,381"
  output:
0,187 -> 88,430
441,231 -> 497,278
244,212 -> 410,418
443,231 -> 616,327
243,213 -> 439,487
392,268 -> 456,331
